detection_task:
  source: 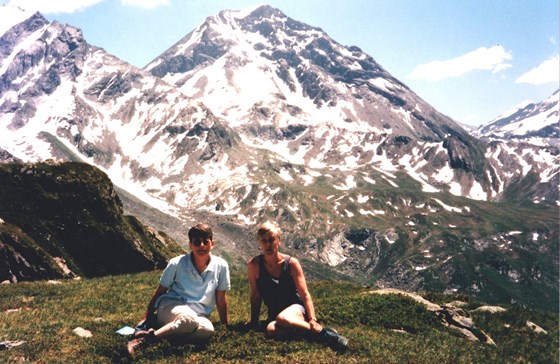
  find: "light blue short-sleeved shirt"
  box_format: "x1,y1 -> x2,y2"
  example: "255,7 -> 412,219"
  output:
155,253 -> 230,317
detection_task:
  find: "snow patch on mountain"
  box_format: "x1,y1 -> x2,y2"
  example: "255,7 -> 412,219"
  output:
475,89 -> 559,146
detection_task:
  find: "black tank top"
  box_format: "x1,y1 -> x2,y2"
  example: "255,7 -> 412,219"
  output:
256,254 -> 303,320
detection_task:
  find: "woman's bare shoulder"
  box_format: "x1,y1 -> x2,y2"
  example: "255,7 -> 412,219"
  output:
247,255 -> 260,268
288,256 -> 302,269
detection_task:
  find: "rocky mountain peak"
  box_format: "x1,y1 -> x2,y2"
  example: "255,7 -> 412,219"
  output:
474,89 -> 559,147
244,4 -> 286,19
0,11 -> 89,131
140,4 -> 518,208
237,5 -> 321,41
145,3 -> 472,151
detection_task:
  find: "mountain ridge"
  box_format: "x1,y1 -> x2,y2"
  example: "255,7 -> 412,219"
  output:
145,5 -> 470,141
474,89 -> 559,147
0,5 -> 557,310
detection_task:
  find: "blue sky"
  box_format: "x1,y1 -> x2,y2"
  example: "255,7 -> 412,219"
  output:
1,0 -> 558,126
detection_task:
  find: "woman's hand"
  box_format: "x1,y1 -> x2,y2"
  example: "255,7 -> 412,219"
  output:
308,318 -> 322,333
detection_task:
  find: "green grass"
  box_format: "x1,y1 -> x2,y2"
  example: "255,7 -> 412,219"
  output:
0,271 -> 557,363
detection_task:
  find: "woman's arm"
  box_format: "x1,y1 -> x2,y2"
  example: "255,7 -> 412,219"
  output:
290,258 -> 322,333
215,290 -> 229,325
247,257 -> 262,326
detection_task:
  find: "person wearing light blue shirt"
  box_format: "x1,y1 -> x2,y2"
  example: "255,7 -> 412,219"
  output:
127,223 -> 230,356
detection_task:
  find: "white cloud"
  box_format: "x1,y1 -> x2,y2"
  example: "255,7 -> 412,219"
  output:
409,45 -> 512,81
120,0 -> 170,8
5,0 -> 105,13
4,0 -> 169,13
515,55 -> 560,85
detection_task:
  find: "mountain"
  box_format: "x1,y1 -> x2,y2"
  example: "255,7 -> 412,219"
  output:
144,5 -> 494,198
144,5 -> 558,204
474,89 -> 559,147
0,5 -> 558,310
0,161 -> 185,283
0,7 -> 253,214
146,5 -> 466,141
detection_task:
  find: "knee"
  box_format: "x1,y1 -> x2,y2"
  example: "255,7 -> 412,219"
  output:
275,312 -> 291,326
194,324 -> 214,341
266,321 -> 287,339
185,316 -> 215,341
171,314 -> 198,333
266,321 -> 276,334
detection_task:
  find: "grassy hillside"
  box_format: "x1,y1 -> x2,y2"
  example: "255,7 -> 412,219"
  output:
0,270 -> 557,363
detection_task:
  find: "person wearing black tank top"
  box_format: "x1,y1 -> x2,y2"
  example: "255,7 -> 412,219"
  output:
247,221 -> 348,353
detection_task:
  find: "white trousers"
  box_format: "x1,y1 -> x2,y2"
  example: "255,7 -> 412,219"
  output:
156,298 -> 214,341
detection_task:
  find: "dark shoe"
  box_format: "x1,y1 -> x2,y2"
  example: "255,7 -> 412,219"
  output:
127,330 -> 156,356
320,327 -> 348,353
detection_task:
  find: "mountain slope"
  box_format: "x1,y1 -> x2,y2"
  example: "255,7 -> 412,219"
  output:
0,161 -> 185,282
145,6 -> 494,194
0,5 -> 556,214
146,6 -> 464,140
474,89 -> 559,147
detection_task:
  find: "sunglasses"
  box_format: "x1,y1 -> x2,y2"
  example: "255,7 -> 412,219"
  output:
259,236 -> 277,244
191,238 -> 212,247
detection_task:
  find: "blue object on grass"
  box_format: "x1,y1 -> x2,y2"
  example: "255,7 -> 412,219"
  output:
116,326 -> 135,336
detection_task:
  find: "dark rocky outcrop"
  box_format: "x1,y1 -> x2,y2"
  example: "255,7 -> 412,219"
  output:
0,161 -> 185,282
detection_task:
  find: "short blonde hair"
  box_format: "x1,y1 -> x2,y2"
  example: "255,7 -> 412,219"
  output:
257,221 -> 281,239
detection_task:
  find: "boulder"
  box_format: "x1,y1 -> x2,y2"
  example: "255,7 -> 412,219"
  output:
370,288 -> 495,345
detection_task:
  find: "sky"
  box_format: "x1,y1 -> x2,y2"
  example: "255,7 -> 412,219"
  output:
0,0 -> 558,126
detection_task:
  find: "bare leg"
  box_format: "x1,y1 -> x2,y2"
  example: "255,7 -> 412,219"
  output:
266,304 -> 319,339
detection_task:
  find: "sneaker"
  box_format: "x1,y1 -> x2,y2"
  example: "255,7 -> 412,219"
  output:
320,327 -> 348,353
127,330 -> 157,356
